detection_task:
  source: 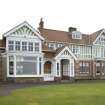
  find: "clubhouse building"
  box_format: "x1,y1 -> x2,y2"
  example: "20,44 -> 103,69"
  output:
0,19 -> 105,83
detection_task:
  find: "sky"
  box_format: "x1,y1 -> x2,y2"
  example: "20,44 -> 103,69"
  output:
0,0 -> 105,38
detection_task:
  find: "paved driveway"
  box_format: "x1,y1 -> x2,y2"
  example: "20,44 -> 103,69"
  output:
0,83 -> 50,96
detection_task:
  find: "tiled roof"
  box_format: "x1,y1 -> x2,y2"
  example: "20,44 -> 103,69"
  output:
89,29 -> 104,43
55,46 -> 65,56
39,28 -> 90,44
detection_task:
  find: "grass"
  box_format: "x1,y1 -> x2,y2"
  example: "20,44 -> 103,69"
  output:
1,81 -> 105,105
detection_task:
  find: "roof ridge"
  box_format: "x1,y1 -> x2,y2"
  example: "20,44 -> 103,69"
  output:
90,28 -> 104,36
42,28 -> 69,33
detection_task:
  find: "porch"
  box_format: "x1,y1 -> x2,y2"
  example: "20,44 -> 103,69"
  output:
43,46 -> 76,81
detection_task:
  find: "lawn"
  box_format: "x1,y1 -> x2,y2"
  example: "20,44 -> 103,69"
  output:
1,82 -> 105,105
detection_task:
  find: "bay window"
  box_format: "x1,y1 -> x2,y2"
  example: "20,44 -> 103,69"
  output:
16,56 -> 37,75
9,56 -> 14,75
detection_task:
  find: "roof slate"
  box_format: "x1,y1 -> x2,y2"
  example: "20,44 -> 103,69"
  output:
39,28 -> 90,45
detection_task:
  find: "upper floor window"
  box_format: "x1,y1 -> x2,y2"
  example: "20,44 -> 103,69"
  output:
58,44 -> 63,48
15,41 -> 20,51
8,40 -> 41,52
35,43 -> 39,52
8,40 -> 14,51
72,45 -> 80,54
28,42 -> 33,51
49,43 -> 55,49
72,31 -> 82,39
22,41 -> 27,51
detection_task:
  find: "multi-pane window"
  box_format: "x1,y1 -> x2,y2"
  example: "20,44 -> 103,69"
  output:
80,62 -> 89,73
72,45 -> 79,54
35,43 -> 39,52
8,40 -> 40,52
72,31 -> 82,39
16,56 -> 37,75
8,40 -> 14,51
15,41 -> 20,51
22,42 -> 27,51
28,42 -> 33,51
9,56 -> 14,75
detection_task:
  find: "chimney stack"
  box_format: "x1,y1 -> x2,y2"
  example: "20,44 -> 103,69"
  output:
39,18 -> 44,29
68,27 -> 77,32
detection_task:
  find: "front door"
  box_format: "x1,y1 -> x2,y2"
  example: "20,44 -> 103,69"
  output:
44,61 -> 54,81
61,59 -> 70,80
44,61 -> 51,74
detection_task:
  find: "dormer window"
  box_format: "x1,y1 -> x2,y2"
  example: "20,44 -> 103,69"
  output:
72,31 -> 82,39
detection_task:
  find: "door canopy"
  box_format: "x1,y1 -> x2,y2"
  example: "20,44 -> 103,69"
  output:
55,46 -> 77,60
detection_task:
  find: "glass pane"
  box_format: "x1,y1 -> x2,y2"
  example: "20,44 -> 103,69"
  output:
15,41 -> 20,51
16,62 -> 37,75
16,56 -> 37,75
9,56 -> 14,75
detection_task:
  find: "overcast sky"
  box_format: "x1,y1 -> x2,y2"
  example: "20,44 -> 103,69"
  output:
0,0 -> 105,38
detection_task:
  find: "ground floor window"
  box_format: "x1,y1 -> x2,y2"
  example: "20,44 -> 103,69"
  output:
16,56 -> 37,75
8,55 -> 43,77
9,56 -> 14,75
96,62 -> 100,74
80,62 -> 89,73
57,63 -> 59,75
39,57 -> 42,74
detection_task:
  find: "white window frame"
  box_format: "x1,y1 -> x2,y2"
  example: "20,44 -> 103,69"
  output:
22,41 -> 27,51
28,42 -> 33,51
35,42 -> 39,52
15,41 -> 20,51
7,54 -> 43,77
72,31 -> 82,39
49,43 -> 55,49
8,40 -> 14,51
